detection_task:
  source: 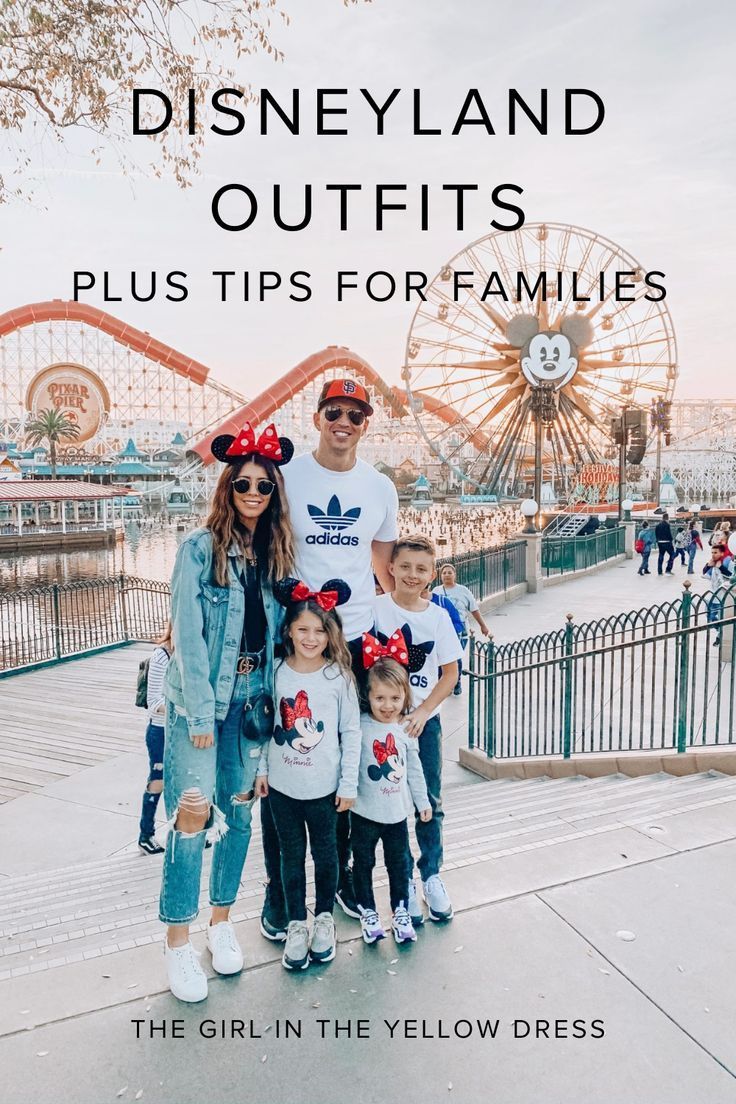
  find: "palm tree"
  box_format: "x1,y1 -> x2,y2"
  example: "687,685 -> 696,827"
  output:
25,408 -> 81,479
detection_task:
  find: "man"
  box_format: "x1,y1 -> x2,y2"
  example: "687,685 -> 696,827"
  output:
259,378 -> 398,936
654,512 -> 675,575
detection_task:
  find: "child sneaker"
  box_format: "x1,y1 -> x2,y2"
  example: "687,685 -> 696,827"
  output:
309,912 -> 336,963
282,920 -> 310,971
422,875 -> 454,922
138,834 -> 164,856
164,940 -> 208,1003
359,907 -> 386,944
407,880 -> 424,926
206,920 -> 244,975
391,904 -> 417,943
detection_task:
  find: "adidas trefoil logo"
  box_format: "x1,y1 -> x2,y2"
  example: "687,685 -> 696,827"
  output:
306,495 -> 361,546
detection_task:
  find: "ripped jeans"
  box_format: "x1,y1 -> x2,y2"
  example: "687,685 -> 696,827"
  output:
159,672 -> 268,925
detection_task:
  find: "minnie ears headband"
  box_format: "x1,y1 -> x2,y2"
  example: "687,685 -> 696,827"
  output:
211,421 -> 294,467
274,577 -> 352,612
362,627 -> 428,674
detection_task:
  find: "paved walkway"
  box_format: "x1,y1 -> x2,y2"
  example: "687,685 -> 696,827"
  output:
1,556 -> 735,1103
485,552 -> 710,644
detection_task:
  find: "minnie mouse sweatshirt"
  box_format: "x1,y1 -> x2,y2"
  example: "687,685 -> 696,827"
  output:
352,716 -> 430,824
257,661 -> 361,800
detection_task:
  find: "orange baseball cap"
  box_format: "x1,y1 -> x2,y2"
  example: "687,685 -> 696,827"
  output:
317,378 -> 373,415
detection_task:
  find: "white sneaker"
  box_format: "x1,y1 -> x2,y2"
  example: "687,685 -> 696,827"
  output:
407,880 -> 424,926
391,904 -> 418,944
309,911 -> 336,964
422,875 -> 454,922
206,920 -> 244,975
165,940 -> 208,1003
282,920 -> 310,971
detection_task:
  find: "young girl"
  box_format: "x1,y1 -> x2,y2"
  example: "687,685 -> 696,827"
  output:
351,637 -> 432,945
138,621 -> 173,855
255,578 -> 361,971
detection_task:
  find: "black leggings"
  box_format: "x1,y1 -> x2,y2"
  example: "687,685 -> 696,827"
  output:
268,788 -> 338,921
351,812 -> 412,912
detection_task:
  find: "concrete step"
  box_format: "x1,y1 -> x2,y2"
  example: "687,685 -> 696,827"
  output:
2,771 -> 735,980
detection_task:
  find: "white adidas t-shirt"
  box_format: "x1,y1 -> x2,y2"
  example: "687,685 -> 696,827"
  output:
373,593 -> 463,717
283,453 -> 399,640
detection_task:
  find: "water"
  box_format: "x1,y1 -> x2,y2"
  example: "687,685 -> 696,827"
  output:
0,512 -> 206,589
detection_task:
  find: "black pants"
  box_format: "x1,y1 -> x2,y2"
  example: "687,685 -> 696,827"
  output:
268,787 -> 338,921
351,812 -> 412,912
260,795 -> 286,919
657,542 -> 675,573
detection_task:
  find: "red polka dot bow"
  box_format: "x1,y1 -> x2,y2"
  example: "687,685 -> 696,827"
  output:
225,422 -> 283,461
362,629 -> 409,668
291,581 -> 339,612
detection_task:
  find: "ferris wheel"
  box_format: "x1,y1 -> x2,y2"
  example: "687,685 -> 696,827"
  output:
402,222 -> 678,497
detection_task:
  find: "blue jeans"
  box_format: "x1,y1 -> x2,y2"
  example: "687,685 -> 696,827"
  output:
140,721 -> 165,837
707,595 -> 722,640
687,544 -> 697,573
159,671 -> 268,925
639,548 -> 651,573
414,714 -> 444,880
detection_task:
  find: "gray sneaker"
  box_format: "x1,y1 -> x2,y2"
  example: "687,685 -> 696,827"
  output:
422,875 -> 454,922
282,920 -> 310,971
309,911 -> 336,963
407,879 -> 424,926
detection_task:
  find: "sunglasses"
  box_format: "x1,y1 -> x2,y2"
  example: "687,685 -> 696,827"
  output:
231,477 -> 275,497
323,405 -> 366,426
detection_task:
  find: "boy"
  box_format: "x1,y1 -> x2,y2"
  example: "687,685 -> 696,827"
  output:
373,534 -> 462,923
703,543 -> 733,647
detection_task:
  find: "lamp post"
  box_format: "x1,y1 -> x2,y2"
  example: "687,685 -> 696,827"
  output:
521,498 -> 539,534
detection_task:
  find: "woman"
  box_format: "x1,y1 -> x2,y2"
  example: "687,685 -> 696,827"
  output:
159,422 -> 294,1003
432,563 -> 490,696
636,520 -> 655,575
687,519 -> 703,574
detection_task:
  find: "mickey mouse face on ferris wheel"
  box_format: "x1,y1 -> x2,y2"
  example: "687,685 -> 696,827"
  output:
506,313 -> 594,392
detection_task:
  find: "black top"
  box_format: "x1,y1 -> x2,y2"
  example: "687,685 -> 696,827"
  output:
655,520 -> 673,542
241,557 -> 266,654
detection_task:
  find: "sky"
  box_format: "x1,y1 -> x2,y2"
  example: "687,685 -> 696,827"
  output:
1,0 -> 734,402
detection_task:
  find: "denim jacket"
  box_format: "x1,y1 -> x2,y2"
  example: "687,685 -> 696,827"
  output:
163,527 -> 283,737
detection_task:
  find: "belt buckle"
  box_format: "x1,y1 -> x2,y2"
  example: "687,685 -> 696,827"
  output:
237,656 -> 255,675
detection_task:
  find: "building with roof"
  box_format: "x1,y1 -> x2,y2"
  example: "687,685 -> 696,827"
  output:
0,481 -> 127,550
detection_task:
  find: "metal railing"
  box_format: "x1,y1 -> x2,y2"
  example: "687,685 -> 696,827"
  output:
467,583 -> 736,758
541,525 -> 625,576
0,576 -> 170,672
437,541 -> 527,603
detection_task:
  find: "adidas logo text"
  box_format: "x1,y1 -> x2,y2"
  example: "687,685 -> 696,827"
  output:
306,533 -> 360,546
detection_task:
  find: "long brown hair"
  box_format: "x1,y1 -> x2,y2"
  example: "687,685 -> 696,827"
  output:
280,601 -> 354,683
205,457 -> 295,585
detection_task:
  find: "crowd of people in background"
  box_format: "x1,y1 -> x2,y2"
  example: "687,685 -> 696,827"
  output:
397,504 -> 522,556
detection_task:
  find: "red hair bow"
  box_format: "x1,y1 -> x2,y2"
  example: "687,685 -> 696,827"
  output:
373,732 -> 398,765
362,629 -> 409,668
291,581 -> 339,612
225,422 -> 283,462
280,690 -> 311,730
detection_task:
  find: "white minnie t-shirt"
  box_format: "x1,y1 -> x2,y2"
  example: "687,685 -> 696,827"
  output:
373,593 -> 463,717
283,453 -> 399,640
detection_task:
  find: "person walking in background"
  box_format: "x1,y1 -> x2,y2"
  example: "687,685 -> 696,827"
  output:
138,622 -> 173,855
427,582 -> 465,695
703,543 -> 733,647
636,520 -> 655,575
687,519 -> 703,574
674,524 -> 688,566
432,563 -> 490,695
655,512 -> 675,575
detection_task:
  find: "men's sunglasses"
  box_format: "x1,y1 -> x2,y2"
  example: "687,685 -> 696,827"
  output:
323,405 -> 366,426
231,477 -> 275,496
